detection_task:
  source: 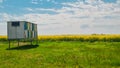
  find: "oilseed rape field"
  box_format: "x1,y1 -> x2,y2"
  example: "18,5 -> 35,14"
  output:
1,34 -> 120,42
38,34 -> 120,42
0,34 -> 120,68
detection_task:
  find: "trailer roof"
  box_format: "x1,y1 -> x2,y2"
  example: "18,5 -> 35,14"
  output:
7,21 -> 37,24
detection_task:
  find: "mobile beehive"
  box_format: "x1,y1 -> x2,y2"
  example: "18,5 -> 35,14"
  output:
7,21 -> 38,48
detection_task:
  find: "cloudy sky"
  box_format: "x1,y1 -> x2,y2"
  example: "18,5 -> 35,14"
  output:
0,0 -> 120,35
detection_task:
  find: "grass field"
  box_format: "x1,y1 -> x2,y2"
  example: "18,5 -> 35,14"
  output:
0,35 -> 120,68
0,40 -> 120,68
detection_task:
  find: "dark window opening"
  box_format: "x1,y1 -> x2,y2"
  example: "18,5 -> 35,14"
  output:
32,23 -> 34,31
12,22 -> 20,27
24,22 -> 27,30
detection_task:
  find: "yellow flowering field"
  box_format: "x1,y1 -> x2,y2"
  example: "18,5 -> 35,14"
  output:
0,35 -> 7,40
0,34 -> 120,42
38,34 -> 120,42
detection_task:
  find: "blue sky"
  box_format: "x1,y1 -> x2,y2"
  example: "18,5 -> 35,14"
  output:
0,0 -> 120,35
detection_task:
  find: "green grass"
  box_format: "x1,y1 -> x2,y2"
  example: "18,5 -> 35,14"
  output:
0,41 -> 120,68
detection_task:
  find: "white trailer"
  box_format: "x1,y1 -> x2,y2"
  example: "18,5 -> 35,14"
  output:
7,21 -> 38,49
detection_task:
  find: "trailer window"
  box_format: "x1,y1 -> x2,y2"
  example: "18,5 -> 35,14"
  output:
12,22 -> 20,27
24,22 -> 28,30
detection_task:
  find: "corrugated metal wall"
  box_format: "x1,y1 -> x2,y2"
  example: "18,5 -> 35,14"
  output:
8,21 -> 38,40
7,21 -> 24,39
23,21 -> 37,39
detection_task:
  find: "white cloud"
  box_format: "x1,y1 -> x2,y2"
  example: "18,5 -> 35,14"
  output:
0,23 -> 7,35
47,0 -> 50,2
31,0 -> 38,4
51,0 -> 58,4
0,0 -> 120,35
31,0 -> 55,4
29,0 -> 120,18
62,0 -> 120,17
27,0 -> 120,34
26,8 -> 56,12
26,8 -> 34,11
0,13 -> 11,22
0,0 -> 3,3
